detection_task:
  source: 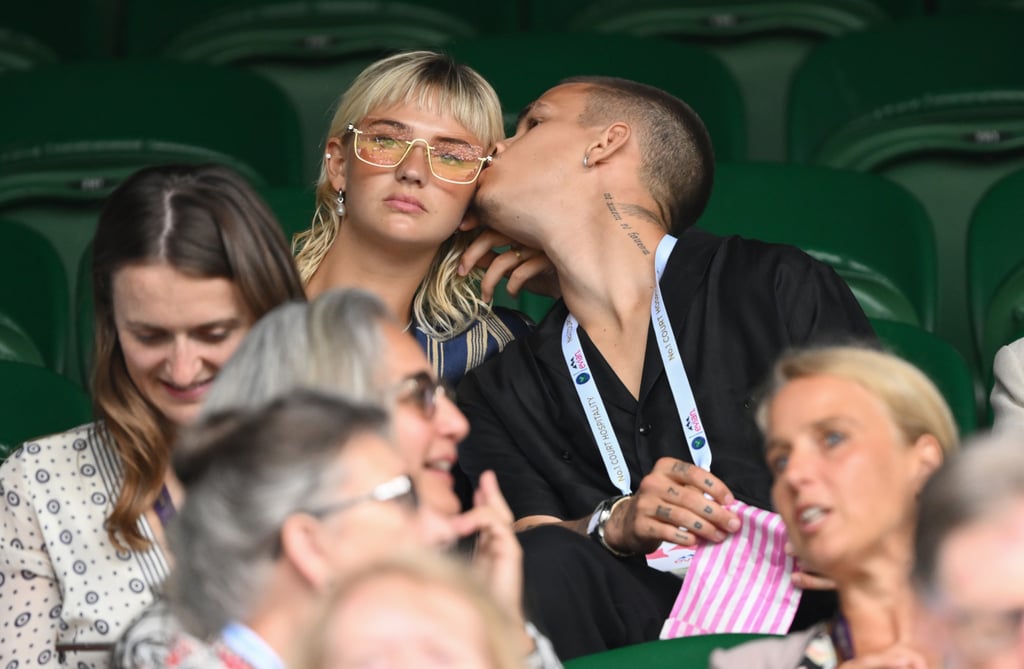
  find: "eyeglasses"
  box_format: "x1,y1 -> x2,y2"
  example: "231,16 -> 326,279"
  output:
302,474 -> 418,520
394,371 -> 455,419
346,124 -> 492,185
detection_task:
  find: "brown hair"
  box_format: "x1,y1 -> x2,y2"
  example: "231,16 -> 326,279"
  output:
562,75 -> 715,233
91,163 -> 306,550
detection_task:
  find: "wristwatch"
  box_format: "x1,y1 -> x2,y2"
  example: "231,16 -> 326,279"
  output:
587,494 -> 632,556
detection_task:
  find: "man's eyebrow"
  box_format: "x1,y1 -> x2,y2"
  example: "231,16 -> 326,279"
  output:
515,100 -> 538,126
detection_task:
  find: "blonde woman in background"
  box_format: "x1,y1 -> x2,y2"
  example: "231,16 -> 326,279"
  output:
712,345 -> 957,669
300,555 -> 529,669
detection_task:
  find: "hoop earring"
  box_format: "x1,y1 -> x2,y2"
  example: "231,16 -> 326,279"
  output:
582,153 -> 590,168
336,190 -> 346,218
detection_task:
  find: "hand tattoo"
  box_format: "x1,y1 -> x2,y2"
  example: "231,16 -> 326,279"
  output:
656,505 -> 672,520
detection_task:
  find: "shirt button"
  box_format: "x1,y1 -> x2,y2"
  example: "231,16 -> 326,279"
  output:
560,450 -> 573,462
638,424 -> 652,436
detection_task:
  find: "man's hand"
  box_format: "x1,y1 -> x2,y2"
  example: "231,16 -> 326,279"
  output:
602,457 -> 741,555
457,228 -> 559,302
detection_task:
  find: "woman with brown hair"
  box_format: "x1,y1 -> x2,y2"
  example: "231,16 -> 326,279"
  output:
0,163 -> 305,667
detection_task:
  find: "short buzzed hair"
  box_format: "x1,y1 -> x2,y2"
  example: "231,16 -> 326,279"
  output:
562,76 -> 715,233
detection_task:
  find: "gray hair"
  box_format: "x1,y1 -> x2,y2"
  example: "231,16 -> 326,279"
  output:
167,390 -> 389,638
913,433 -> 1024,599
203,288 -> 395,414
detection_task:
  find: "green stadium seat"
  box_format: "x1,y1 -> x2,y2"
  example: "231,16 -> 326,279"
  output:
0,0 -> 107,73
788,12 -> 1024,378
0,311 -> 45,367
697,162 -> 936,330
0,360 -> 92,458
934,0 -> 1024,12
446,33 -> 746,162
261,184 -> 319,247
0,59 -> 303,378
524,0 -> 922,161
75,242 -> 94,388
120,0 -> 518,182
0,219 -> 69,373
967,167 -> 1024,388
871,318 -> 978,435
564,633 -> 771,669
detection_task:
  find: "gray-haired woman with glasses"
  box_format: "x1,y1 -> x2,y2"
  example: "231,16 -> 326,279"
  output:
113,289 -> 560,669
293,50 -> 549,387
116,390 -> 448,668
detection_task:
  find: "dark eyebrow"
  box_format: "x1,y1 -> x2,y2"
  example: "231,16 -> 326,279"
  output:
125,318 -> 244,332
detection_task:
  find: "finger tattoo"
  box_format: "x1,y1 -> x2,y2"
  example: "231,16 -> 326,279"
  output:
704,505 -> 713,515
656,505 -> 673,520
693,521 -> 703,530
704,478 -> 715,488
672,461 -> 692,474
667,486 -> 679,497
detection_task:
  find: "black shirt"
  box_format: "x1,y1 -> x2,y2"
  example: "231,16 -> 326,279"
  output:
457,228 -> 875,518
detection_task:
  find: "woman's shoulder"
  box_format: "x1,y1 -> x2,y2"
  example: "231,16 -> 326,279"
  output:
1,421 -> 104,473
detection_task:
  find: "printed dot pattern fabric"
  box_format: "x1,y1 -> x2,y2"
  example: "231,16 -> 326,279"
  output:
0,422 -> 171,667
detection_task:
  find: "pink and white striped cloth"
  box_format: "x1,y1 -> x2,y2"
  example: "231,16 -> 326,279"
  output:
660,501 -> 801,638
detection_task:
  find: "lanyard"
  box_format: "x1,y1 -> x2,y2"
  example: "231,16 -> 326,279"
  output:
221,622 -> 288,669
561,234 -> 712,498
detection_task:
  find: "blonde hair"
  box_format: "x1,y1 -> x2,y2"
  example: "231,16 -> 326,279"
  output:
297,553 -> 527,669
293,51 -> 504,339
756,345 -> 959,456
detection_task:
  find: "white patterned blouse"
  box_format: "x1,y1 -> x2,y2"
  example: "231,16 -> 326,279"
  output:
0,422 -> 170,668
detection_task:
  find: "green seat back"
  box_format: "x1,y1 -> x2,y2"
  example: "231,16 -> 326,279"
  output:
0,311 -> 45,367
0,360 -> 92,457
121,0 -> 517,183
934,0 -> 1024,12
446,33 -> 746,162
0,60 -> 304,378
871,318 -> 978,435
564,633 -> 771,669
0,0 -> 106,73
75,242 -> 94,389
967,167 -> 1024,387
0,219 -> 69,372
548,0 -> 921,161
788,13 -> 1024,376
261,184 -> 319,247
698,163 -> 936,330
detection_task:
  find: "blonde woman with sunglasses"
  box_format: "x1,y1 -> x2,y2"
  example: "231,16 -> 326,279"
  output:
294,51 -> 546,385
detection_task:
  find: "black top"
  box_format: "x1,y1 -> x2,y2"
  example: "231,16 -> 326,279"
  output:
457,228 -> 875,519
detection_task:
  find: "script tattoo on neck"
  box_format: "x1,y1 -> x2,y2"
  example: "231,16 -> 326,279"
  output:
603,192 -> 651,256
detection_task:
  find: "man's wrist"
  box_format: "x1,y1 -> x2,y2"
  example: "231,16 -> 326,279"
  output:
586,495 -> 633,556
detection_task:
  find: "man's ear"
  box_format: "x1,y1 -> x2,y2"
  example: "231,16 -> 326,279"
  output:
324,136 -> 347,192
584,122 -> 631,167
280,514 -> 334,590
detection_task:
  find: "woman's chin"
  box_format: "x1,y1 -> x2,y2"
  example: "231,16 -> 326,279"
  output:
420,481 -> 462,518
